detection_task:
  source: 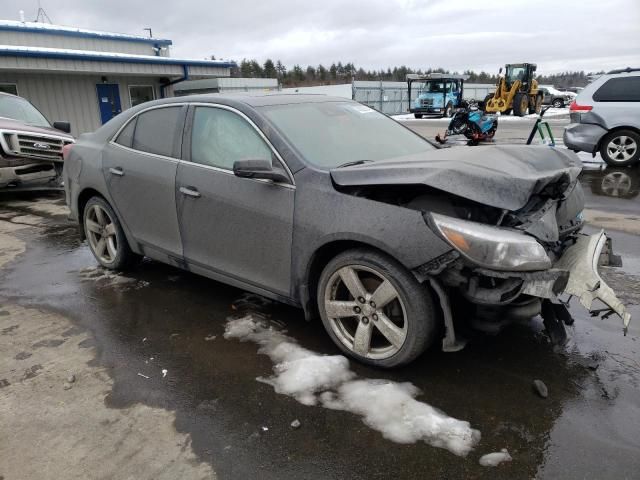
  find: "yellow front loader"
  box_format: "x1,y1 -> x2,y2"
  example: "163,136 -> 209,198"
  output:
484,63 -> 543,117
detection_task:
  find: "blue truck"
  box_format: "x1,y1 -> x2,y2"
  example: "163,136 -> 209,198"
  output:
407,73 -> 469,118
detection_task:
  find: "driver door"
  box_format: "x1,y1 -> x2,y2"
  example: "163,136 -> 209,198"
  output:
176,105 -> 295,297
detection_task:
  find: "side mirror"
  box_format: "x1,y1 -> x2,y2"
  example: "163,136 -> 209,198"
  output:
53,121 -> 71,134
233,158 -> 289,184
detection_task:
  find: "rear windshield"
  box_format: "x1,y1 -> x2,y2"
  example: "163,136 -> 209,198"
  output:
0,95 -> 50,127
593,77 -> 640,102
260,101 -> 434,168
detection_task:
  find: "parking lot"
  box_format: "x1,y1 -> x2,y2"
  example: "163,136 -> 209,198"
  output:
1,114 -> 639,479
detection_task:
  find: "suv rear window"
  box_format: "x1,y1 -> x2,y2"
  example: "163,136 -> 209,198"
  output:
593,77 -> 640,102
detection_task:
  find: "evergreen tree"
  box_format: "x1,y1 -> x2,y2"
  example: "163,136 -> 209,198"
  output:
263,59 -> 277,78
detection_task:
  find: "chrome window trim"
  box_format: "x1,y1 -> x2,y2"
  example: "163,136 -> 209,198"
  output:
176,159 -> 295,190
187,102 -> 295,186
109,142 -> 180,164
109,102 -> 296,187
109,103 -> 190,158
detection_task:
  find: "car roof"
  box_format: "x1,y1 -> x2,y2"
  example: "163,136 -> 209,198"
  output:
168,93 -> 352,107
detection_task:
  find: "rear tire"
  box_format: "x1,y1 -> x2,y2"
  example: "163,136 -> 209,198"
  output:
600,130 -> 640,167
83,196 -> 138,270
552,98 -> 564,108
414,113 -> 423,119
513,93 -> 529,117
317,248 -> 437,368
530,95 -> 542,115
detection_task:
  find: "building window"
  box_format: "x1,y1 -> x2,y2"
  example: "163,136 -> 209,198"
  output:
0,83 -> 18,96
129,85 -> 155,107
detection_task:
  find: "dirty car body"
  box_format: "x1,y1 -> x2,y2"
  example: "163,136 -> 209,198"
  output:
0,92 -> 74,190
64,94 -> 630,368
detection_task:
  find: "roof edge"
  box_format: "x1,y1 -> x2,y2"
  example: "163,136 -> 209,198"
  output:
0,46 -> 236,68
0,22 -> 173,45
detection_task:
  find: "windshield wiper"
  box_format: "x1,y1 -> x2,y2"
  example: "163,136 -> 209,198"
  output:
336,160 -> 373,168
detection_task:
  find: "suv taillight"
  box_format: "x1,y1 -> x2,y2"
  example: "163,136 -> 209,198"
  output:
62,143 -> 73,160
569,101 -> 592,112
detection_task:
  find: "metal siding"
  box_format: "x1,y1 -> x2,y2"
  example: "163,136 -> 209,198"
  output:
0,56 -> 185,76
0,72 -> 163,136
0,30 -> 159,56
187,65 -> 231,77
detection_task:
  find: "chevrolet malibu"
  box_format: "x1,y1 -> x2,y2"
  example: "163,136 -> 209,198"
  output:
64,95 -> 630,368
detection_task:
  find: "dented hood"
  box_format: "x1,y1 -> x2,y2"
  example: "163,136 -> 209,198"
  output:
330,145 -> 582,211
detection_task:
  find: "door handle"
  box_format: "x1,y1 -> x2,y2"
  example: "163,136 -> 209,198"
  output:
109,167 -> 124,177
179,186 -> 201,198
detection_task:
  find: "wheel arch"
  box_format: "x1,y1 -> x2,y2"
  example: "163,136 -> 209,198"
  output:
76,188 -> 138,254
300,238 -> 411,321
596,125 -> 640,153
77,187 -> 106,239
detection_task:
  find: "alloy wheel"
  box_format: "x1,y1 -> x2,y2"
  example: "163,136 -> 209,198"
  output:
85,204 -> 118,264
606,136 -> 637,162
324,265 -> 407,360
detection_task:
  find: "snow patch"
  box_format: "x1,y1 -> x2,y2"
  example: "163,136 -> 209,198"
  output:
224,314 -> 480,456
479,449 -> 512,467
392,107 -> 568,122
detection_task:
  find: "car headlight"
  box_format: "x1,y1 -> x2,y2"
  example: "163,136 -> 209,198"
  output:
429,213 -> 552,271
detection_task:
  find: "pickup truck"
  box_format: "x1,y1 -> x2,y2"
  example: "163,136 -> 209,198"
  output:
0,92 -> 74,190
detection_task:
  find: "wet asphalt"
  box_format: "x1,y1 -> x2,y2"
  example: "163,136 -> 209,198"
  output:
1,129 -> 639,478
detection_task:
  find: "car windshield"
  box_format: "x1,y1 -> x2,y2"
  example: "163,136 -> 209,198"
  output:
0,95 -> 50,127
261,101 -> 435,168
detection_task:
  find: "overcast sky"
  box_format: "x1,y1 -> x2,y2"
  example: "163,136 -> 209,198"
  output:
4,0 -> 639,74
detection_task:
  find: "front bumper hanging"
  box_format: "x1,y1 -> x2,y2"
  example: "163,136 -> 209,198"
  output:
555,230 -> 631,334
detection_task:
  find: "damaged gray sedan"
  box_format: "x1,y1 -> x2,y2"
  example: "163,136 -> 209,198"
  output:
64,94 -> 631,367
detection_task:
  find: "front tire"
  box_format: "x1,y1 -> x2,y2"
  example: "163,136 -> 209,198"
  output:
83,196 -> 137,270
414,113 -> 423,119
317,249 -> 437,368
513,93 -> 529,117
443,102 -> 453,118
600,130 -> 640,167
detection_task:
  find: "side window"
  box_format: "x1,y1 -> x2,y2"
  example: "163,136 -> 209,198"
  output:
593,77 -> 640,102
191,107 -> 272,170
132,106 -> 182,157
114,117 -> 136,148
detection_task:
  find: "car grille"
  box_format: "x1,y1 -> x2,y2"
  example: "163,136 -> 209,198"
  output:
1,131 -> 72,161
421,98 -> 434,107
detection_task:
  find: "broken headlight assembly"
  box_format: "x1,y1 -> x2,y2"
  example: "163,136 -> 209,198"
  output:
428,213 -> 552,271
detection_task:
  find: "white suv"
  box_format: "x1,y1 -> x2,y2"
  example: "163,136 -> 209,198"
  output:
564,68 -> 640,167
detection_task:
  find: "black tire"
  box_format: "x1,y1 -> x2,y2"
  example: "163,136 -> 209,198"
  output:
512,93 -> 529,117
530,95 -> 542,115
317,248 -> 437,368
83,196 -> 138,270
443,102 -> 453,118
600,129 -> 640,167
552,98 -> 564,108
414,113 -> 423,119
504,108 -> 513,115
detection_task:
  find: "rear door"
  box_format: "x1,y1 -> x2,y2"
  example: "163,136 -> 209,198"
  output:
176,104 -> 295,296
103,105 -> 187,259
591,75 -> 640,128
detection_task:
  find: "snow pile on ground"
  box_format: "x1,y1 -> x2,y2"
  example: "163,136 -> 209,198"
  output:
392,107 -> 568,122
224,314 -> 481,456
479,449 -> 512,467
